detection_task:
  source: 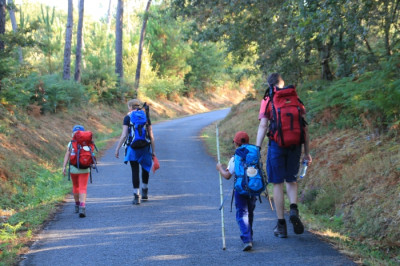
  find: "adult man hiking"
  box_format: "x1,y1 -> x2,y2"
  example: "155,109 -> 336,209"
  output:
256,73 -> 312,238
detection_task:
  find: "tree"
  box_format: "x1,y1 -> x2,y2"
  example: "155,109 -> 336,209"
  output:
115,0 -> 123,81
134,0 -> 151,90
0,0 -> 5,52
106,0 -> 112,34
8,0 -> 23,63
74,0 -> 84,82
63,0 -> 73,80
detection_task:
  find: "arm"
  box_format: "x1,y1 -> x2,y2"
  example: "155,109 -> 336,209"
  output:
62,148 -> 71,176
147,124 -> 155,157
256,117 -> 268,147
115,125 -> 129,158
216,163 -> 232,180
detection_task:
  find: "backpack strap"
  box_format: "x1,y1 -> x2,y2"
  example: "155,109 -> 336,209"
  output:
230,188 -> 234,213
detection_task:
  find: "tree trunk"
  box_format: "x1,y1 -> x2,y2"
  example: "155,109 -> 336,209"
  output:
106,0 -> 112,34
8,0 -> 23,63
383,0 -> 392,56
115,0 -> 124,81
134,0 -> 152,90
63,0 -> 73,80
74,0 -> 84,82
319,41 -> 334,81
0,0 -> 5,52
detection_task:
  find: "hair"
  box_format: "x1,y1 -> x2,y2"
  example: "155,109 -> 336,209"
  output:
127,99 -> 141,109
267,73 -> 282,87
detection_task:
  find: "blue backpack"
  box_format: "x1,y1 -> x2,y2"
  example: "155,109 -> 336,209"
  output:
234,144 -> 267,196
128,109 -> 150,149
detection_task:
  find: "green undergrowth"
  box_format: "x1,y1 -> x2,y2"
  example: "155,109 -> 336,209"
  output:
0,105 -> 124,265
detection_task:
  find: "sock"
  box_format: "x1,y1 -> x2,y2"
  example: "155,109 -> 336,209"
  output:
142,183 -> 148,189
79,202 -> 85,207
133,188 -> 139,195
278,219 -> 286,225
75,201 -> 80,206
290,203 -> 298,209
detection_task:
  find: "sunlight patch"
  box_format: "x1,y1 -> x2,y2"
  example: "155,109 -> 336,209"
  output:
145,254 -> 190,261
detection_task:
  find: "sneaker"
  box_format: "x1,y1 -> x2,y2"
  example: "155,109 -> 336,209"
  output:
242,242 -> 252,251
274,221 -> 287,238
142,188 -> 148,200
289,208 -> 304,234
74,205 -> 79,213
79,207 -> 86,218
133,193 -> 141,205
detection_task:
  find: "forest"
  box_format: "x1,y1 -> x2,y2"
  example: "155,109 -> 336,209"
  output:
0,0 -> 399,265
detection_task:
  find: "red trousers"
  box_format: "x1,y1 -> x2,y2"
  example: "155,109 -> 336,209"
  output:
71,173 -> 89,194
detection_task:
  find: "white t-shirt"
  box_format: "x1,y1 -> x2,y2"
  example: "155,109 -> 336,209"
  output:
227,156 -> 235,176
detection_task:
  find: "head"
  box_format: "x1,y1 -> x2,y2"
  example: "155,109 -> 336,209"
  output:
72,125 -> 84,137
233,131 -> 250,147
267,73 -> 284,88
127,99 -> 141,111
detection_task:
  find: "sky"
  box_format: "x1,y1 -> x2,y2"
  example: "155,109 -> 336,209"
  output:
16,0 -> 116,21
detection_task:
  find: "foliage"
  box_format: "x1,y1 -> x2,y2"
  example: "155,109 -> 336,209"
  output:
303,54 -> 400,131
146,6 -> 191,79
172,0 -> 400,84
0,73 -> 87,113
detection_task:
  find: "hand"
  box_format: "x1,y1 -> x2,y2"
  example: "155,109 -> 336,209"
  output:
62,167 -> 66,176
152,152 -> 156,158
115,150 -> 119,159
304,154 -> 312,166
216,163 -> 222,171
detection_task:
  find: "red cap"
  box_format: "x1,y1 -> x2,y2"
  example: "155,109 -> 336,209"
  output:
233,131 -> 249,145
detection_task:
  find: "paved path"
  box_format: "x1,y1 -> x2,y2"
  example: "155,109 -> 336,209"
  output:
20,109 -> 355,266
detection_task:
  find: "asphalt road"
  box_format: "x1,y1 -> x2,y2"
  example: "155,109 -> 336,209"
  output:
20,109 -> 355,266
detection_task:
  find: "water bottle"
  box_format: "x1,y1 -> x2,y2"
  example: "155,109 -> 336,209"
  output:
298,160 -> 308,179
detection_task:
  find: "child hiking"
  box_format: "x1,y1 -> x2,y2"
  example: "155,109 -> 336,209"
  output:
62,125 -> 96,218
216,131 -> 263,252
115,99 -> 156,205
256,73 -> 312,238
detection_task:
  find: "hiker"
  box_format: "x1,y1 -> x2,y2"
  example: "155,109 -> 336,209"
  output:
216,131 -> 257,252
256,73 -> 312,238
115,99 -> 155,205
62,125 -> 93,218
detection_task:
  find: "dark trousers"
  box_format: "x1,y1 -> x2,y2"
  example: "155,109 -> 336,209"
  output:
129,161 -> 149,189
235,192 -> 256,244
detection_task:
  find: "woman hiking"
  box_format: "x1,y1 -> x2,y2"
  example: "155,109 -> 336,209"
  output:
115,99 -> 156,205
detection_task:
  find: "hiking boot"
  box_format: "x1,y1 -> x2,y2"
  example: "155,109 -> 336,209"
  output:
74,205 -> 79,213
289,208 -> 304,234
242,242 -> 253,251
79,207 -> 86,218
142,188 -> 148,200
133,193 -> 141,205
274,221 -> 287,238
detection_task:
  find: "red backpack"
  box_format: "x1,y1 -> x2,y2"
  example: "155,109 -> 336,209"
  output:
264,85 -> 307,147
69,131 -> 97,169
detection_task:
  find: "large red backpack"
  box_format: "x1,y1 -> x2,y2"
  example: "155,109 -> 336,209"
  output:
69,130 -> 97,170
264,85 -> 307,147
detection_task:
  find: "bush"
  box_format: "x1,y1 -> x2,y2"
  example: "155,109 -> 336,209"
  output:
0,73 -> 87,113
302,55 -> 400,132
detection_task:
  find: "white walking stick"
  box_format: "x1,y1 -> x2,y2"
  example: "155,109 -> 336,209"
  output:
216,124 -> 226,250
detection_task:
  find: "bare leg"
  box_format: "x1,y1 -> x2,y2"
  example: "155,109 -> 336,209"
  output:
79,193 -> 87,204
73,193 -> 79,203
273,183 -> 285,219
286,182 -> 298,205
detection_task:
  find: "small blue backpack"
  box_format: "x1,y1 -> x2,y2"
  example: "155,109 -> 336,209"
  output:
234,144 -> 267,196
128,109 -> 150,149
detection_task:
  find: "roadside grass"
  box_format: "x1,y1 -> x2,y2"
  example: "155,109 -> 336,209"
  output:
201,99 -> 400,265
